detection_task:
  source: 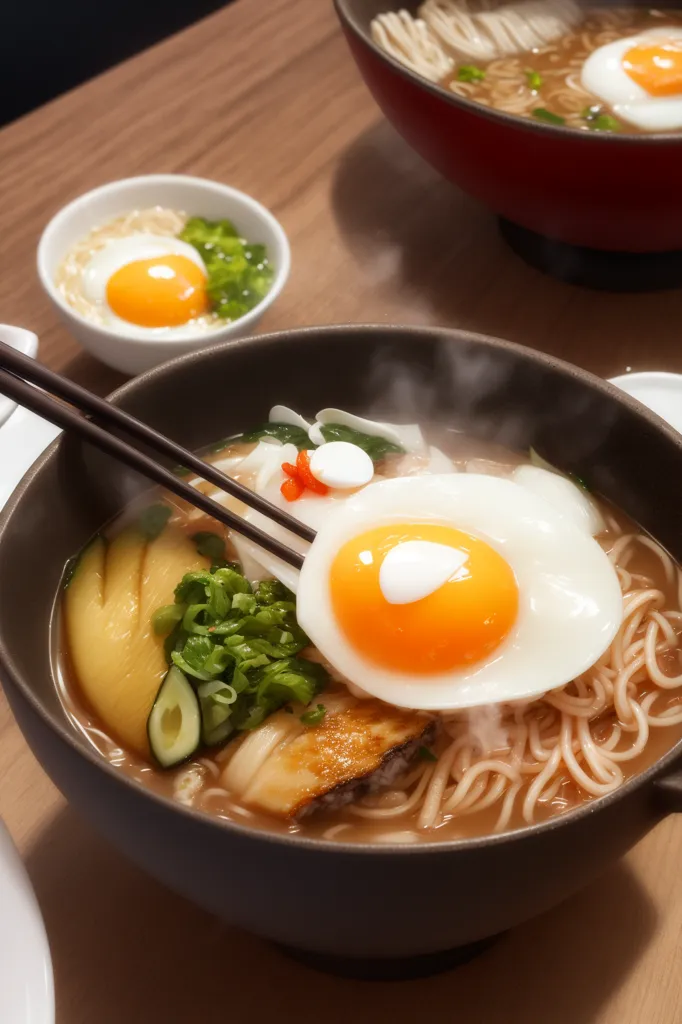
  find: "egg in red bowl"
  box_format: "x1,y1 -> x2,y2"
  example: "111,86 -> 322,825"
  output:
334,0 -> 682,256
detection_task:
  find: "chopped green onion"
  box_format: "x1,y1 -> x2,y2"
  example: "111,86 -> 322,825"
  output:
191,531 -> 227,563
457,64 -> 486,83
532,108 -> 566,126
153,603 -> 185,636
419,745 -> 438,762
154,561 -> 328,753
525,69 -> 543,90
589,114 -> 622,133
301,704 -> 327,726
138,503 -> 172,541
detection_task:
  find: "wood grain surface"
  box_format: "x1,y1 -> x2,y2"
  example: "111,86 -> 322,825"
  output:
1,1 -> 682,1021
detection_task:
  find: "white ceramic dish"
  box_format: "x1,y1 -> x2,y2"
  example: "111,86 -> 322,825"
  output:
0,822 -> 54,1024
610,371 -> 682,436
0,326 -> 38,428
0,327 -> 57,1023
37,174 -> 291,375
0,326 -> 61,510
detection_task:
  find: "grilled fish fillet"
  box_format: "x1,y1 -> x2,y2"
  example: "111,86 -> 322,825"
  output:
222,693 -> 435,819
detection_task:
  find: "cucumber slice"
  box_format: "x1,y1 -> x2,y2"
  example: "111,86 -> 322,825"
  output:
148,667 -> 201,768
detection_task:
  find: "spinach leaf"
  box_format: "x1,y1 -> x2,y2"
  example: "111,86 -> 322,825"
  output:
240,423 -> 310,449
319,423 -> 404,462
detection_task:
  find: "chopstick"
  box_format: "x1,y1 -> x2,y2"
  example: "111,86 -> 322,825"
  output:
0,340 -> 315,544
0,366 -> 305,571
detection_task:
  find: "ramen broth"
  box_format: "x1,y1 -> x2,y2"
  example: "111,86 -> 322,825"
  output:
443,7 -> 682,131
54,431 -> 682,844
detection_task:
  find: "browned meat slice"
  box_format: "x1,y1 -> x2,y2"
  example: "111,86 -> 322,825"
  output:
222,693 -> 435,819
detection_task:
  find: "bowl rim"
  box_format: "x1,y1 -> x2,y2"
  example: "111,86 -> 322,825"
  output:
35,173 -> 292,349
333,0 -> 682,146
2,322 -> 682,857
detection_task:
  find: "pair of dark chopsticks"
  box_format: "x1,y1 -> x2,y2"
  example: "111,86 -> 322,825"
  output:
0,340 -> 314,570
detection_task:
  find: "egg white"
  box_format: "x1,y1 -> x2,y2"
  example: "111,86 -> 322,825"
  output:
81,234 -> 215,337
295,474 -> 623,711
582,28 -> 682,131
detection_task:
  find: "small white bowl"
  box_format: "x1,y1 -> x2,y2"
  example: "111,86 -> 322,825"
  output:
37,175 -> 291,375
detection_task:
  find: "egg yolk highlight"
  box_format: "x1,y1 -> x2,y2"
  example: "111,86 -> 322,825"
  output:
330,523 -> 519,675
623,39 -> 682,96
106,255 -> 208,327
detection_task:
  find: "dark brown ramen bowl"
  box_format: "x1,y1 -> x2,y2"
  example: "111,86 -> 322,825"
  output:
2,325 -> 682,969
334,0 -> 682,253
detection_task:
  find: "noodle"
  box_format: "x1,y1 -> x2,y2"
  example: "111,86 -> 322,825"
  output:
371,5 -> 682,132
55,438 -> 682,843
55,206 -> 223,331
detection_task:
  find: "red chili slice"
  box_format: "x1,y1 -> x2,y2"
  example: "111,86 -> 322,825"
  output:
281,476 -> 304,502
296,450 -> 329,495
281,461 -> 299,478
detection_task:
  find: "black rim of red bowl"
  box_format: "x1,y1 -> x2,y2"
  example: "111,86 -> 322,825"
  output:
333,0 -> 682,145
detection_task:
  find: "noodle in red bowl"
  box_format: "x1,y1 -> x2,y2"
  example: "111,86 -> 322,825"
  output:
334,0 -> 682,252
2,324 -> 682,964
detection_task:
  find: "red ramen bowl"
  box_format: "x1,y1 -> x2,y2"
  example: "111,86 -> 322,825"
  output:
334,0 -> 682,255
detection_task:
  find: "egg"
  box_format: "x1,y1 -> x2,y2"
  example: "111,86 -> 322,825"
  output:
511,465 -> 605,537
581,27 -> 682,130
82,235 -> 210,334
295,474 -> 623,711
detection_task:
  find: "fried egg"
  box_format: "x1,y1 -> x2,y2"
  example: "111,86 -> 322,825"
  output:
582,27 -> 682,130
82,235 -> 211,334
296,474 -> 623,710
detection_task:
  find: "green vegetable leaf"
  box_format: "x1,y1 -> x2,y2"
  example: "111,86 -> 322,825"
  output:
525,69 -> 542,90
532,108 -> 565,126
152,604 -> 185,636
587,113 -> 621,133
191,531 -> 227,563
138,504 -> 172,541
153,560 -> 327,753
240,423 -> 310,450
419,745 -> 438,763
457,65 -> 486,82
301,704 -> 327,726
179,217 -> 274,323
256,579 -> 295,605
319,423 -> 404,462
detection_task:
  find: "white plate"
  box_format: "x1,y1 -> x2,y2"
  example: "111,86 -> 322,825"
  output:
0,823 -> 54,1024
609,371 -> 682,435
0,326 -> 57,1024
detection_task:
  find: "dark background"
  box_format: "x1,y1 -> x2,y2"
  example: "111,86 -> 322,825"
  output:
0,1 -> 231,127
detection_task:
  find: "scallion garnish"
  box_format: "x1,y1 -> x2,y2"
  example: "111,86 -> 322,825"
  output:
532,108 -> 565,126
154,566 -> 328,749
588,114 -> 622,132
419,745 -> 438,762
138,503 -> 172,541
191,531 -> 228,564
301,704 -> 327,726
457,65 -> 486,83
525,69 -> 543,90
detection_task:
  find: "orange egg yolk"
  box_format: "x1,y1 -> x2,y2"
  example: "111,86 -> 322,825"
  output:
330,523 -> 519,675
623,39 -> 682,96
106,255 -> 209,327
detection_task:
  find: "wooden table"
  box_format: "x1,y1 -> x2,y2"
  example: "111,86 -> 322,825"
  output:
1,1 -> 682,1020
